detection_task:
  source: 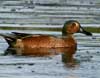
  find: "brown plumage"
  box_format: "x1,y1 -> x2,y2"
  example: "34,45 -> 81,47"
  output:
15,35 -> 76,48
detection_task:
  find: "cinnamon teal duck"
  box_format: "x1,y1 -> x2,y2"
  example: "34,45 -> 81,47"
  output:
0,20 -> 92,49
0,20 -> 92,56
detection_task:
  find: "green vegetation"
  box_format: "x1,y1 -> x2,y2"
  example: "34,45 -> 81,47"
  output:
84,27 -> 100,33
0,27 -> 100,33
0,27 -> 61,31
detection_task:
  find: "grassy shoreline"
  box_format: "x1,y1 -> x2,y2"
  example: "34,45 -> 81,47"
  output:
0,27 -> 100,33
83,27 -> 100,33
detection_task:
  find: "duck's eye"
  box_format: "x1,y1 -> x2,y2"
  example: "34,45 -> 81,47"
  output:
71,23 -> 76,28
70,22 -> 80,33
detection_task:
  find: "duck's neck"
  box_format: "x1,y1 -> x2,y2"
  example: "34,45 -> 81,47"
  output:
62,33 -> 74,38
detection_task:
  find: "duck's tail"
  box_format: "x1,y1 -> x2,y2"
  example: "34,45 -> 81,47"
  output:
0,34 -> 16,47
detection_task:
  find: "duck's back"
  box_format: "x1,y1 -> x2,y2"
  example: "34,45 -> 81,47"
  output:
21,35 -> 56,48
15,35 -> 70,48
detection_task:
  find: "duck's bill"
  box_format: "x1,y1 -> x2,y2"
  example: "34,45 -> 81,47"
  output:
79,27 -> 92,36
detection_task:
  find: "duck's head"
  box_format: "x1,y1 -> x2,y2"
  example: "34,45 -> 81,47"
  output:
62,20 -> 92,36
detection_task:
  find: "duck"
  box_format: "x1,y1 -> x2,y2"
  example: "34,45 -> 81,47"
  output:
0,20 -> 92,56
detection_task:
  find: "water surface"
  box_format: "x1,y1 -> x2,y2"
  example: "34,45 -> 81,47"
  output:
0,30 -> 100,78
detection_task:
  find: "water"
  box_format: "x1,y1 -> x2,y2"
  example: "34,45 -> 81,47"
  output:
0,0 -> 100,77
0,30 -> 100,78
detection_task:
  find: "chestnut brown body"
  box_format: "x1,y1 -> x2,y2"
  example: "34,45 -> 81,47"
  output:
15,35 -> 76,48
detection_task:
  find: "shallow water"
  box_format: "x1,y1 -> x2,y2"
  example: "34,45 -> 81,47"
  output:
0,31 -> 100,78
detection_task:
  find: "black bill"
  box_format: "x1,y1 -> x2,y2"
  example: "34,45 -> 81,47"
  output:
79,26 -> 92,36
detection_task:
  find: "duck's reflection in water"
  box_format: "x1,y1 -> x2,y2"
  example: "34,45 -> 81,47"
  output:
62,47 -> 79,68
4,47 -> 79,67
